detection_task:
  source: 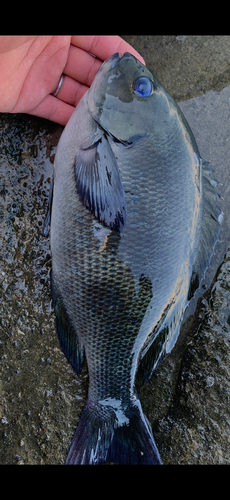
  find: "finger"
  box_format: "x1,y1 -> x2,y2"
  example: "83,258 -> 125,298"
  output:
29,94 -> 75,126
64,44 -> 102,87
71,35 -> 145,65
54,74 -> 89,107
0,35 -> 36,53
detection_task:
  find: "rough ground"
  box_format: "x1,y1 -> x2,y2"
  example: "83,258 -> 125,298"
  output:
1,35 -> 230,464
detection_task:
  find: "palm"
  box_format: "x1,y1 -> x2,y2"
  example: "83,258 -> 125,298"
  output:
0,36 -> 144,126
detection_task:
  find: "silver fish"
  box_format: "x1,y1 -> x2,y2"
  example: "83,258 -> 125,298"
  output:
47,52 -> 221,464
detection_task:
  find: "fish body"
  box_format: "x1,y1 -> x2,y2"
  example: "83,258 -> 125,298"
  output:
49,53 -> 221,464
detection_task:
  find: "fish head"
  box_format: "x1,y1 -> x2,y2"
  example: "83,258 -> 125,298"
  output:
87,52 -> 170,145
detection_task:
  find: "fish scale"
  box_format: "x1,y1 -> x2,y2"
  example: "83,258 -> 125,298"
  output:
47,52 -> 222,464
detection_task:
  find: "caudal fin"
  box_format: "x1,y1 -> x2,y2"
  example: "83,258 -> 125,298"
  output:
66,398 -> 161,465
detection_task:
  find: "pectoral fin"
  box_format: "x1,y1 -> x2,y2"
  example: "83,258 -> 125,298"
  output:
75,134 -> 127,231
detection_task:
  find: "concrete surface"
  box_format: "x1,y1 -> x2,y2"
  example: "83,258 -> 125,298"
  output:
123,35 -> 230,101
1,35 -> 230,464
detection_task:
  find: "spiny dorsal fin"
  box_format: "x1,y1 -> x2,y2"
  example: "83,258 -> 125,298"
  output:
188,159 -> 223,300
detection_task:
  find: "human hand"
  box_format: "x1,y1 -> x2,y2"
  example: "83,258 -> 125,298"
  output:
0,36 -> 145,126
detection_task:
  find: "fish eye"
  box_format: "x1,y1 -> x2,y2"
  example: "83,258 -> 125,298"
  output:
134,77 -> 153,97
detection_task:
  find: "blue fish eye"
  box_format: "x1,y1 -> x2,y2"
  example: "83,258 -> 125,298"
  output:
134,77 -> 153,97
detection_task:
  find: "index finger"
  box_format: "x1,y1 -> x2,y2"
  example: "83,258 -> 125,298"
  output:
71,35 -> 145,65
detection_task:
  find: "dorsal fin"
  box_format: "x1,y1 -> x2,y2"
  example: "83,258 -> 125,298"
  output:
139,159 -> 223,385
188,159 -> 223,300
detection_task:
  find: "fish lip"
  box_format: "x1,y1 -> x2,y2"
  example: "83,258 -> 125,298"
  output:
96,52 -> 122,75
95,52 -> 136,78
120,52 -> 137,62
110,52 -> 137,69
111,52 -> 122,68
98,52 -> 137,74
104,51 -> 137,69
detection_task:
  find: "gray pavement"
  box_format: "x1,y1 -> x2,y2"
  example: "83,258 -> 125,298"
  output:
1,35 -> 230,464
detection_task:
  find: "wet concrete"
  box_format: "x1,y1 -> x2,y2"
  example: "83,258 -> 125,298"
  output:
1,35 -> 230,464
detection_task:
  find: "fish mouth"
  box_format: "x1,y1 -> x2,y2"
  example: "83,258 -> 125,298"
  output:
97,51 -> 137,74
111,51 -> 138,67
95,52 -> 122,76
111,52 -> 122,68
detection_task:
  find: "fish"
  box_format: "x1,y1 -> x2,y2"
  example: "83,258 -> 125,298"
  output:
46,52 -> 222,464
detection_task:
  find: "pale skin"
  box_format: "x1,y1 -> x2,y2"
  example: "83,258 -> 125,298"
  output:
0,35 -> 145,126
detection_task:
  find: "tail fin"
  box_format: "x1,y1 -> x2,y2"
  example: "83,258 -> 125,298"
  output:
66,398 -> 161,465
